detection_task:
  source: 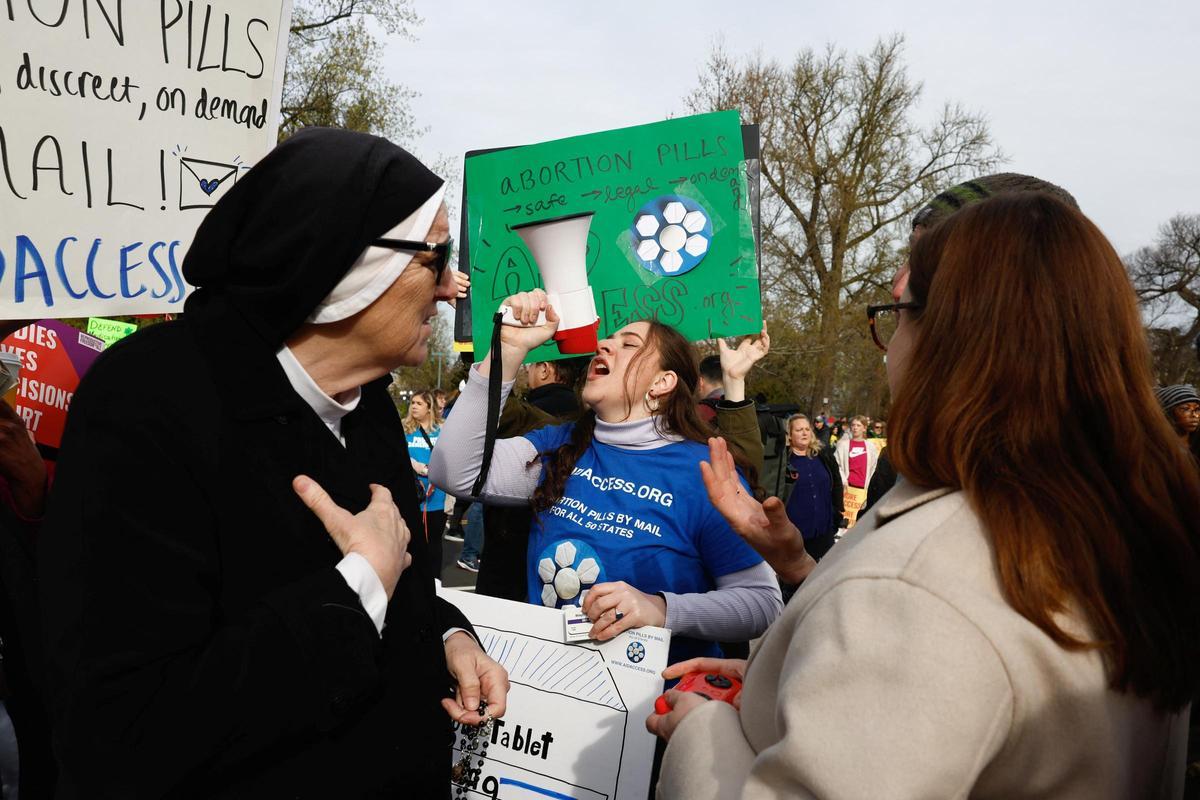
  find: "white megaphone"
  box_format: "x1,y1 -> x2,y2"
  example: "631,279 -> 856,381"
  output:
500,212 -> 599,354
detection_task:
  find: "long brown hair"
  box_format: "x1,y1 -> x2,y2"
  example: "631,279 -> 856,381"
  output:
889,193 -> 1200,710
531,321 -> 760,513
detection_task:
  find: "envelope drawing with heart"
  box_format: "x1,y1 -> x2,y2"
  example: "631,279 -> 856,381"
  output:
179,157 -> 241,210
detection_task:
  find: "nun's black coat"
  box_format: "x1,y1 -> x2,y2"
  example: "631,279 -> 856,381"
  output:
39,130 -> 467,798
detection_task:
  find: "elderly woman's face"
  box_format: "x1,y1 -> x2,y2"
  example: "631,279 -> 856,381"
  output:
371,204 -> 456,367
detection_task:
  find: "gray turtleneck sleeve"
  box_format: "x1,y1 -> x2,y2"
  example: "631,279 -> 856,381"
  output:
661,562 -> 782,641
428,365 -> 544,506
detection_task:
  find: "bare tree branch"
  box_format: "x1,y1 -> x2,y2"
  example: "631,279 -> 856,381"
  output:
686,35 -> 1002,412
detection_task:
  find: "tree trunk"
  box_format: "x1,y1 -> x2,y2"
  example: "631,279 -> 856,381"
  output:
810,280 -> 842,413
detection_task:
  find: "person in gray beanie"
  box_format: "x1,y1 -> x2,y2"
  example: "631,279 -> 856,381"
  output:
1155,384 -> 1200,450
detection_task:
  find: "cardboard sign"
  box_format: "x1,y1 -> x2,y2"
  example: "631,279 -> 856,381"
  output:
86,316 -> 138,347
1,320 -> 104,458
0,1 -> 293,319
439,589 -> 670,800
462,111 -> 761,361
844,486 -> 868,527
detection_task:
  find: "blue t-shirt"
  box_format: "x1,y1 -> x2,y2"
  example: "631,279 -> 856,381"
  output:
523,423 -> 764,663
405,427 -> 446,512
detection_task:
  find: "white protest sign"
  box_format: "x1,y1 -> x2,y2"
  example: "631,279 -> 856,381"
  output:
0,0 -> 293,319
440,589 -> 670,800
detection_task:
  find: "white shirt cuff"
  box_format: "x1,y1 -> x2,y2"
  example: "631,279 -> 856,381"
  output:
335,553 -> 388,635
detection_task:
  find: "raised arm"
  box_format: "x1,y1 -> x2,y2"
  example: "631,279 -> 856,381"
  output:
429,291 -> 563,505
429,367 -> 540,505
716,326 -> 769,405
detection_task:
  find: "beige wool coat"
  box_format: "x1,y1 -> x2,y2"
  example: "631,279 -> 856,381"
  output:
657,479 -> 1189,799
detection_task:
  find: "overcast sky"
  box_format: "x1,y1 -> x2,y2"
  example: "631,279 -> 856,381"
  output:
384,0 -> 1198,258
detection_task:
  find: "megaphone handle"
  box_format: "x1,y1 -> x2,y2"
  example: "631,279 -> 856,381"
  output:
471,311 -> 505,498
499,305 -> 548,328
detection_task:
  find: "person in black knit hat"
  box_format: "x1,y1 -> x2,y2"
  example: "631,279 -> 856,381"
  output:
866,173 -> 1081,517
1155,384 -> 1200,451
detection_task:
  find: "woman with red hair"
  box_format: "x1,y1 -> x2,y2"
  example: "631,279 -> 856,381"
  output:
649,193 -> 1200,798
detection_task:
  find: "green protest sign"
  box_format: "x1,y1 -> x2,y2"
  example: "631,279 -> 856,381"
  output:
86,317 -> 138,348
463,111 -> 761,361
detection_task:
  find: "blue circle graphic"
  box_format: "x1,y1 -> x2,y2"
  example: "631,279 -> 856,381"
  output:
535,539 -> 605,609
630,195 -> 713,278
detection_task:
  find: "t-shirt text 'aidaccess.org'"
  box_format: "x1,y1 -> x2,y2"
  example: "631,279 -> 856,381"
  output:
567,466 -> 674,508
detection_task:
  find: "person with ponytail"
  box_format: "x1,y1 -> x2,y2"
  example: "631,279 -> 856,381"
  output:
431,291 -> 782,664
649,193 -> 1200,798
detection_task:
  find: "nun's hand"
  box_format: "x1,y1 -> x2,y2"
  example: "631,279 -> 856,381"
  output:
443,632 -> 510,725
292,476 -> 412,599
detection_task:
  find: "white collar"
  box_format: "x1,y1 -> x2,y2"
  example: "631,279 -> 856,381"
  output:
274,345 -> 361,445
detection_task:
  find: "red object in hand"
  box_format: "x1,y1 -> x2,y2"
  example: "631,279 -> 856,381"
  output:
654,672 -> 742,715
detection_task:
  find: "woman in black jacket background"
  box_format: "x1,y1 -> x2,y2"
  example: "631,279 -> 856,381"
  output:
781,414 -> 846,560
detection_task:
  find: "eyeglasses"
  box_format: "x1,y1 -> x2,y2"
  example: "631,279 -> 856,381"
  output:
372,237 -> 454,285
867,302 -> 922,353
1176,403 -> 1200,417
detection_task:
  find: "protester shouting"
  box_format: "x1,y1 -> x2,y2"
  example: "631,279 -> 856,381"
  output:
431,291 -> 782,666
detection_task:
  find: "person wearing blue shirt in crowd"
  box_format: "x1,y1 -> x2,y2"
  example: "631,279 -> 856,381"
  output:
431,290 -> 782,665
403,390 -> 448,579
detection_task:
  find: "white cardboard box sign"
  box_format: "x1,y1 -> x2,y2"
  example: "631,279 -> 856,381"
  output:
440,589 -> 669,800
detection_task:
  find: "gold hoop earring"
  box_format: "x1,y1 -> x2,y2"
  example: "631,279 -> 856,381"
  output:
643,391 -> 660,413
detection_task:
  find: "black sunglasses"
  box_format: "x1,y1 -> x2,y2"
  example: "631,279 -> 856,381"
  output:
372,238 -> 453,284
866,302 -> 922,353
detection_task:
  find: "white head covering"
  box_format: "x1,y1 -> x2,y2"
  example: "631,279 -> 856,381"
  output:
307,184 -> 447,323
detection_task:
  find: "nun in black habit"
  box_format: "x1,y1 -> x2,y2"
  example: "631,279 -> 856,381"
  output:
38,128 -> 508,797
